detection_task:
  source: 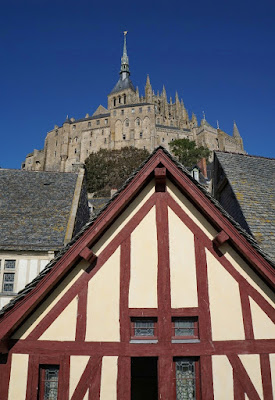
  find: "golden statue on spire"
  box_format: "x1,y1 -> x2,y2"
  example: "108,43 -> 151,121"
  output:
124,31 -> 128,36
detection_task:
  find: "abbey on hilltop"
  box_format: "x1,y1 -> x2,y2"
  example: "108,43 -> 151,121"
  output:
22,33 -> 245,173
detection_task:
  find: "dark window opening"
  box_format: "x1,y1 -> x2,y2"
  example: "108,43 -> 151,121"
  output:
131,357 -> 158,400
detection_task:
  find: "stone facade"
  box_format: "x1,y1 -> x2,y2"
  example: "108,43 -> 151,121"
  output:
22,34 -> 245,173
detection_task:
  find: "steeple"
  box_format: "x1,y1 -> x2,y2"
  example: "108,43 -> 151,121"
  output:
120,31 -> 130,80
233,121 -> 241,138
145,74 -> 153,102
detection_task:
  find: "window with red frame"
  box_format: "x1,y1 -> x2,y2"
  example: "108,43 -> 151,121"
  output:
174,357 -> 200,399
131,317 -> 157,339
172,317 -> 199,340
38,365 -> 59,400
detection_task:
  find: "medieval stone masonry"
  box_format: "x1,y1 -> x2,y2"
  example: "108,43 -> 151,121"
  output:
22,33 -> 245,173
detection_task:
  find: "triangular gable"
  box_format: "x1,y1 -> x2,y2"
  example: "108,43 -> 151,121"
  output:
0,148 -> 274,348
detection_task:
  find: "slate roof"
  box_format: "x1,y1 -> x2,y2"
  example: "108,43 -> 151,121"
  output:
215,152 -> 275,262
109,76 -> 136,95
1,147 -> 274,317
0,170 -> 80,251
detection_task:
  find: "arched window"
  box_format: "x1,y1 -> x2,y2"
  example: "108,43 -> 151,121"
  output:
124,94 -> 126,104
136,118 -> 140,126
114,98 -> 116,107
118,96 -> 121,104
125,119 -> 129,127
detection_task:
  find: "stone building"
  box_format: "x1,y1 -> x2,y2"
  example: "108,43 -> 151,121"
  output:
0,168 -> 90,309
22,34 -> 245,173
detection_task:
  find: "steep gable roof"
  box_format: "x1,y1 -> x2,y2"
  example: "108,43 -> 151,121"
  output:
0,169 -> 86,251
0,147 -> 274,347
214,152 -> 275,262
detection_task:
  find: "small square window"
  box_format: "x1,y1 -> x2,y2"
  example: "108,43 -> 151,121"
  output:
131,108 -> 135,114
105,119 -> 108,125
96,120 -> 100,125
72,125 -> 76,130
4,260 -> 15,269
147,106 -> 151,112
121,110 -> 124,115
172,317 -> 199,340
131,318 -> 157,339
122,134 -> 126,140
2,273 -> 15,292
88,122 -> 91,127
139,107 -> 142,113
140,132 -> 143,138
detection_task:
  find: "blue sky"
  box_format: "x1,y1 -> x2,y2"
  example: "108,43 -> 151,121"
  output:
1,0 -> 274,169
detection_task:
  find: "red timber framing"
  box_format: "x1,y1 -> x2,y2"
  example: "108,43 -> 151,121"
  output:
0,148 -> 274,399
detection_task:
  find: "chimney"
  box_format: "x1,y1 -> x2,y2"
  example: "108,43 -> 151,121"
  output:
197,158 -> 207,178
110,188 -> 118,197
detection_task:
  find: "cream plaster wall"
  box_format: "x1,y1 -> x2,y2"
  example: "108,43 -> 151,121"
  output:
166,180 -> 217,240
69,356 -> 90,398
92,180 -> 155,256
239,354 -> 263,399
100,356 -> 118,400
207,250 -> 245,341
129,207 -> 158,308
168,207 -> 198,308
270,354 -> 275,397
212,355 -> 234,400
222,244 -> 275,307
39,296 -> 78,341
249,297 -> 275,339
13,260 -> 88,339
0,252 -> 54,310
8,353 -> 29,400
86,248 -> 120,342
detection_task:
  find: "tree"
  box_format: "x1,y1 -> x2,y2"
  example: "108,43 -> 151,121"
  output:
85,147 -> 150,196
168,138 -> 210,168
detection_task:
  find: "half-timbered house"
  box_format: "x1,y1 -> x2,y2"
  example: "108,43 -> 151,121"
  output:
0,147 -> 274,399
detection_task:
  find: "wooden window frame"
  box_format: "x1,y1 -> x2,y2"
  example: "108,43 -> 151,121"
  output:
171,317 -> 199,341
0,259 -> 17,294
173,357 -> 201,400
130,317 -> 158,341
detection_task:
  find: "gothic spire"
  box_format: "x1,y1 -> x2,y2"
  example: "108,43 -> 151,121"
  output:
120,31 -> 130,79
233,121 -> 241,138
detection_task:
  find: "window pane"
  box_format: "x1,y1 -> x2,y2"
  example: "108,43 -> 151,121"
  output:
175,319 -> 195,337
175,359 -> 196,399
41,366 -> 59,400
3,273 -> 15,292
134,320 -> 154,336
4,260 -> 15,269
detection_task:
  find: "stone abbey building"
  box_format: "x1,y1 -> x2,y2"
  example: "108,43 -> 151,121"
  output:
22,34 -> 245,173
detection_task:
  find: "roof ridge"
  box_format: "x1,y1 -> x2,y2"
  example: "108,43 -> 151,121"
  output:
214,150 -> 275,161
